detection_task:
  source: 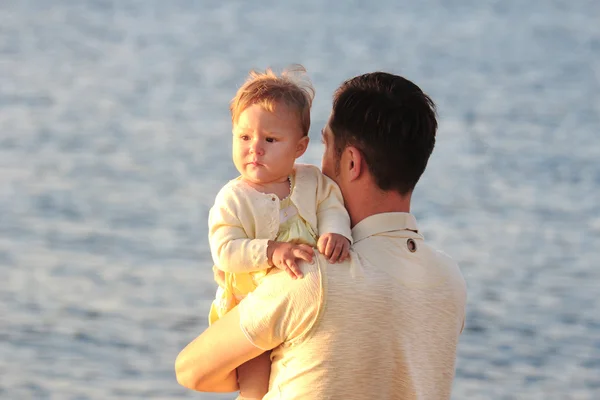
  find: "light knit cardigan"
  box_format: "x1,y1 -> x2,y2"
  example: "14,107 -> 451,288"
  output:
209,164 -> 352,273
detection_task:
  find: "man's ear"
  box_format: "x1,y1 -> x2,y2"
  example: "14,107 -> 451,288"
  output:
295,136 -> 309,158
345,146 -> 363,181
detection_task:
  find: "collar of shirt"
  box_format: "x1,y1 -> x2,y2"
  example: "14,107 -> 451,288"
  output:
351,212 -> 419,243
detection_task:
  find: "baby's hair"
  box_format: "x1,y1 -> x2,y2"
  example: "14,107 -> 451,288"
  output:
230,64 -> 315,137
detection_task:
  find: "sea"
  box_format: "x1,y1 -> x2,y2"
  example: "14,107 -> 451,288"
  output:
1,1 -> 599,399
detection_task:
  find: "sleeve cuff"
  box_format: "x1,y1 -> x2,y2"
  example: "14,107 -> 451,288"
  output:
238,316 -> 272,351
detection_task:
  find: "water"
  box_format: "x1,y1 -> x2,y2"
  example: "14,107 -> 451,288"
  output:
1,1 -> 599,399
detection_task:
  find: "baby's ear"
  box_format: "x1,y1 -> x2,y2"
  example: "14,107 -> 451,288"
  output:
296,136 -> 309,158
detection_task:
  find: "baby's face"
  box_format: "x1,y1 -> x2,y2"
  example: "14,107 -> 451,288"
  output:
232,103 -> 308,185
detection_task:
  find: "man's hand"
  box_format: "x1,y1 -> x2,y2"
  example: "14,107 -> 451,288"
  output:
267,241 -> 314,279
317,233 -> 350,263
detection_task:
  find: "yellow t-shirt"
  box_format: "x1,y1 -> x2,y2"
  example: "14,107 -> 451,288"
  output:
208,176 -> 317,324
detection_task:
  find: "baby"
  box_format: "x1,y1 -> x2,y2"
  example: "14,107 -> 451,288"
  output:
208,65 -> 352,399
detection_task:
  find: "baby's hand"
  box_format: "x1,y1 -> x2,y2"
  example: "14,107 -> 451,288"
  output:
212,265 -> 227,288
268,241 -> 314,280
317,233 -> 350,263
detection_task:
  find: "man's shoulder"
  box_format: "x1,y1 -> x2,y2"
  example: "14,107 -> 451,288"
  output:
238,257 -> 323,349
419,241 -> 460,268
257,257 -> 323,319
263,257 -> 322,296
417,241 -> 466,293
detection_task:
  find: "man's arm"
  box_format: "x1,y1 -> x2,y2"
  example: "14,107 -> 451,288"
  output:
175,307 -> 264,392
175,260 -> 322,393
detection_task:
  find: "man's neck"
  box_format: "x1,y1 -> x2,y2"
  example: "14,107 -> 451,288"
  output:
347,184 -> 412,228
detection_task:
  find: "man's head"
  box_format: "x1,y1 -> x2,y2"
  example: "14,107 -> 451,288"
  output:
321,72 -> 437,200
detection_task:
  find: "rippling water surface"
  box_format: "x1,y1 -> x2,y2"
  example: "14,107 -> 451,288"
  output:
1,1 -> 599,399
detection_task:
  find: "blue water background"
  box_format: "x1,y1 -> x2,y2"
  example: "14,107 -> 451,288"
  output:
1,1 -> 599,399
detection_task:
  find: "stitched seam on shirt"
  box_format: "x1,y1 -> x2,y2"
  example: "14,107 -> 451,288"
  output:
238,317 -> 271,352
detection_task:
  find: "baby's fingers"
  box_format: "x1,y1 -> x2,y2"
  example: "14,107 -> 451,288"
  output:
285,258 -> 303,279
329,239 -> 345,263
317,235 -> 329,255
324,236 -> 338,259
296,243 -> 315,256
340,243 -> 351,262
292,247 -> 313,264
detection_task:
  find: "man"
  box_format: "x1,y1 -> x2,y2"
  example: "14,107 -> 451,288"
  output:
175,72 -> 467,399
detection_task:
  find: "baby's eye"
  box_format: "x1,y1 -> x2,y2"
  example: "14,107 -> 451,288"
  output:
266,137 -> 275,143
240,135 -> 250,141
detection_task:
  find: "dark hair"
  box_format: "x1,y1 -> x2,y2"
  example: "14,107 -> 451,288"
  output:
329,72 -> 437,195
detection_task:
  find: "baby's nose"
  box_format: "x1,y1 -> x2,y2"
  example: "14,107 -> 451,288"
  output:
250,142 -> 264,155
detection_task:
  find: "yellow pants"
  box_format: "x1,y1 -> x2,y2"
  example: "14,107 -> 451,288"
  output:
208,268 -> 268,325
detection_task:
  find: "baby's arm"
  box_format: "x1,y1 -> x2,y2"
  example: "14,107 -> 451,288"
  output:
314,170 -> 353,239
209,201 -> 271,274
209,187 -> 313,277
314,170 -> 353,262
